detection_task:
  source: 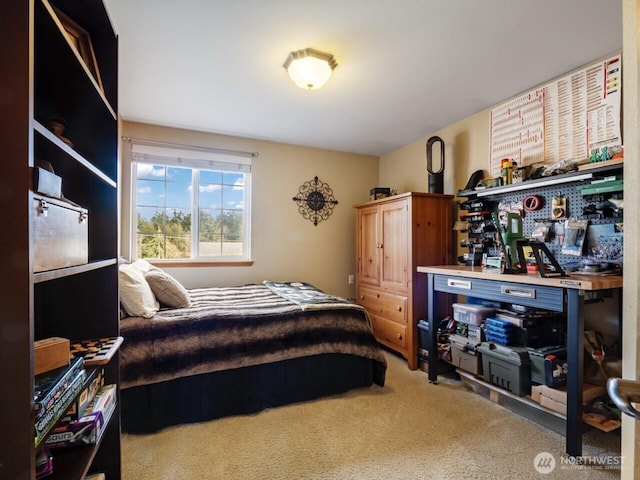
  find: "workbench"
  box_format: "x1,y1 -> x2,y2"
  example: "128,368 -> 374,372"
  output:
417,265 -> 623,456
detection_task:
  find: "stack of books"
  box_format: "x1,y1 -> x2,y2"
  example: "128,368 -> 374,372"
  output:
59,367 -> 104,424
34,356 -> 86,446
45,384 -> 117,450
33,336 -> 121,478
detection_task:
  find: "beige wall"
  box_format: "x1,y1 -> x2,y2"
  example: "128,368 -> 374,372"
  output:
380,109 -> 490,197
380,109 -> 490,267
120,121 -> 378,298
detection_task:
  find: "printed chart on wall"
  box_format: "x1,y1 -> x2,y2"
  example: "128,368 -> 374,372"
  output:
489,54 -> 622,178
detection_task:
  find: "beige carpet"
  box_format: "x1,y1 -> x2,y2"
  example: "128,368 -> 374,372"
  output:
122,351 -> 621,479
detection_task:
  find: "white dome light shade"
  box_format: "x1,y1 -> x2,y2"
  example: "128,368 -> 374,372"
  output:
283,48 -> 337,90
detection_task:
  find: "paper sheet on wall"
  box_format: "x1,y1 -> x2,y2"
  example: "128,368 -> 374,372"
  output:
490,54 -> 621,178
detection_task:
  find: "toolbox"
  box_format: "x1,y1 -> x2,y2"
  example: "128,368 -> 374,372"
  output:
544,354 -> 568,387
528,345 -> 567,385
477,342 -> 531,396
449,334 -> 482,375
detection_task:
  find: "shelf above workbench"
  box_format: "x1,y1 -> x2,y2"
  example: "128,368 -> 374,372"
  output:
457,160 -> 624,198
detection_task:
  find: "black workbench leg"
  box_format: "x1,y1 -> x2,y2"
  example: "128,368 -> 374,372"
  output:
566,288 -> 584,457
427,273 -> 438,383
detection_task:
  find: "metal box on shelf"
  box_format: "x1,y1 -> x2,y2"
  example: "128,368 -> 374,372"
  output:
33,194 -> 88,272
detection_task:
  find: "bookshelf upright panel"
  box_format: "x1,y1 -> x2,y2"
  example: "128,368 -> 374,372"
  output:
1,0 -> 120,478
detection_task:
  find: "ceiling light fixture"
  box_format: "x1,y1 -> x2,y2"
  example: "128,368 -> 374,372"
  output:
283,48 -> 337,90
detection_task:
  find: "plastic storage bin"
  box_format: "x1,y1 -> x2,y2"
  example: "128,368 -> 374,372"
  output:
477,342 -> 531,396
485,316 -> 514,345
452,303 -> 495,326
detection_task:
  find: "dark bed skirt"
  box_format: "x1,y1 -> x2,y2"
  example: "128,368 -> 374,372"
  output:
121,353 -> 380,434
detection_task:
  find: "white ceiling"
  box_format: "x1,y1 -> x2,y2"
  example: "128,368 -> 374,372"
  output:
103,0 -> 622,157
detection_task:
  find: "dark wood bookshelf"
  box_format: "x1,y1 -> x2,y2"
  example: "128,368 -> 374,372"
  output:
1,0 -> 121,478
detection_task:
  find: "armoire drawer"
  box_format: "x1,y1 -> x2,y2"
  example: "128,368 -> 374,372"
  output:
357,287 -> 408,324
369,313 -> 407,350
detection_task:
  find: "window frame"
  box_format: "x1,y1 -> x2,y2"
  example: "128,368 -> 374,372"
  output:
130,144 -> 252,264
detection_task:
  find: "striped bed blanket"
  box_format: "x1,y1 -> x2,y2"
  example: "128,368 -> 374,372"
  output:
119,283 -> 387,390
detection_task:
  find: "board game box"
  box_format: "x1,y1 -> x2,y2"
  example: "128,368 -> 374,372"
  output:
45,384 -> 116,449
70,336 -> 123,366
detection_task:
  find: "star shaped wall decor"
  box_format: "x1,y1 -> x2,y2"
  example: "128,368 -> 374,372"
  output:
292,176 -> 339,226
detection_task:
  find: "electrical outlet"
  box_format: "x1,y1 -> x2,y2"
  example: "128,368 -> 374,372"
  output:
348,274 -> 355,285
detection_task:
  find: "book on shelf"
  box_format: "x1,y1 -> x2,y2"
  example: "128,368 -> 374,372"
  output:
34,368 -> 86,446
60,366 -> 104,423
34,356 -> 84,417
45,384 -> 117,450
84,383 -> 116,417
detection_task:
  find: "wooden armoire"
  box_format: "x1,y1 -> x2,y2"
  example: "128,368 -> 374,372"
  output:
355,192 -> 453,369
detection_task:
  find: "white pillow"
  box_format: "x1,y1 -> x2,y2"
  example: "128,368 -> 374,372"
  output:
145,269 -> 191,309
119,262 -> 159,318
131,258 -> 155,274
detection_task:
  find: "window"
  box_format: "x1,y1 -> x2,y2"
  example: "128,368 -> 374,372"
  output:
130,143 -> 252,262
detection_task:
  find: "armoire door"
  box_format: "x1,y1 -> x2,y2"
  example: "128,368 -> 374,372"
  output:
357,205 -> 380,287
380,199 -> 408,292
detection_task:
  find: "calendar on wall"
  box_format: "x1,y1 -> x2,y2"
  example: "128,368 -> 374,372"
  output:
489,53 -> 622,178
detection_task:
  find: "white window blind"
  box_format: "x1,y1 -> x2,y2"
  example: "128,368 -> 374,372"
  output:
131,143 -> 252,173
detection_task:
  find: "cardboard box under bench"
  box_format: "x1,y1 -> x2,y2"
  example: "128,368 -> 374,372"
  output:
531,383 -> 606,415
32,194 -> 88,272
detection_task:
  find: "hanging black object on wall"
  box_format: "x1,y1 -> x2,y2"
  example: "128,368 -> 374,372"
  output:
426,136 -> 445,194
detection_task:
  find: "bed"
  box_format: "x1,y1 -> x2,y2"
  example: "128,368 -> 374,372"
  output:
118,277 -> 387,434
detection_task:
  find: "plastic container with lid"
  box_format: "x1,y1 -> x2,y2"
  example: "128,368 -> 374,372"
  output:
452,303 -> 495,326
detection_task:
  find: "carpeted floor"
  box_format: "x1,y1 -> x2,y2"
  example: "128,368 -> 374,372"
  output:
121,350 -> 621,479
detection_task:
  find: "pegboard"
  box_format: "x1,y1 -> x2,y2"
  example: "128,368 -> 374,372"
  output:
457,168 -> 623,268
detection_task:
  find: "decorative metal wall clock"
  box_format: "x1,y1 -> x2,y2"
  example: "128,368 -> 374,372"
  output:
292,176 -> 339,226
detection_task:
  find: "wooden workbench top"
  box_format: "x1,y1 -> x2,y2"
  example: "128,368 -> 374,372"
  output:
417,264 -> 623,291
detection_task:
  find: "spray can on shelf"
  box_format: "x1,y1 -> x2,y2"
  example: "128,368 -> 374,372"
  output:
501,158 -> 513,185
